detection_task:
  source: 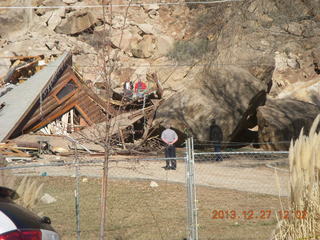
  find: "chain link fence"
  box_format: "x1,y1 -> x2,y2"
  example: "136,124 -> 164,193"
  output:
192,145 -> 289,240
1,155 -> 188,240
0,140 -> 291,240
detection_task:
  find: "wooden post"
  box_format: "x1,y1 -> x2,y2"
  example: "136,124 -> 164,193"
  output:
0,155 -> 5,168
118,128 -> 126,150
0,155 -> 6,187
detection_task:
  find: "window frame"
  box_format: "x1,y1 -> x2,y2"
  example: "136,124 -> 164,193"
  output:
52,77 -> 80,104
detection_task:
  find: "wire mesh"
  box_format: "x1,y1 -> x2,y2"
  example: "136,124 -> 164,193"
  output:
0,147 -> 291,240
193,151 -> 289,240
0,156 -> 187,240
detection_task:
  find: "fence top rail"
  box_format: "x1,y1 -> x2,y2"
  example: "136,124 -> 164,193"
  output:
194,151 -> 289,155
0,157 -> 186,170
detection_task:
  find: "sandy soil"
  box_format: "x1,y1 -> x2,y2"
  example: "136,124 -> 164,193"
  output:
10,154 -> 289,196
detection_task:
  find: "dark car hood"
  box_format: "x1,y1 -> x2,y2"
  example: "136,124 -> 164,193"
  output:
0,199 -> 54,231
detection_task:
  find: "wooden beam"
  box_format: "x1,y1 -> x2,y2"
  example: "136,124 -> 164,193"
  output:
30,102 -> 77,132
118,128 -> 126,150
23,92 -> 78,131
142,110 -> 156,141
0,145 -> 30,157
75,105 -> 94,126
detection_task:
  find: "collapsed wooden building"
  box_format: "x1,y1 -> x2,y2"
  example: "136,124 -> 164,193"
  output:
0,52 -> 163,155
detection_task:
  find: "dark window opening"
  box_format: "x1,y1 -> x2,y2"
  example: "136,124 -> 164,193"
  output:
56,80 -> 77,100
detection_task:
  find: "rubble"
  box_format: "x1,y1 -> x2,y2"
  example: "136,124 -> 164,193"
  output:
0,52 -> 114,143
2,55 -> 50,85
0,52 -> 165,158
0,143 -> 32,158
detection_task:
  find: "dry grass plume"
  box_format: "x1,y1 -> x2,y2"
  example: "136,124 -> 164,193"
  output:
273,115 -> 320,240
0,157 -> 43,209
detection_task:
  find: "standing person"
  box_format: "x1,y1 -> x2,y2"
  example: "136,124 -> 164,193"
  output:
161,125 -> 178,170
134,78 -> 147,98
123,79 -> 133,99
209,119 -> 223,161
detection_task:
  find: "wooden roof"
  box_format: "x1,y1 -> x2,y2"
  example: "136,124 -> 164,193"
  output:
22,67 -> 113,133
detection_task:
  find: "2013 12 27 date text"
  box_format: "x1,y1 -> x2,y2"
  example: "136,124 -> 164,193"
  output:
211,209 -> 308,220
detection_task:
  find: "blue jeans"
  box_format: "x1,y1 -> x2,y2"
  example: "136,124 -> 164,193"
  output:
165,145 -> 176,168
214,144 -> 222,161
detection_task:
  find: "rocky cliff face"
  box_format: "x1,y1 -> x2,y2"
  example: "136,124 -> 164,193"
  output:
157,0 -> 320,149
1,0 -> 320,149
0,0 -> 189,84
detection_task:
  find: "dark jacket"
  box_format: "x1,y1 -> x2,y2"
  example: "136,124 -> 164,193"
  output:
209,124 -> 223,143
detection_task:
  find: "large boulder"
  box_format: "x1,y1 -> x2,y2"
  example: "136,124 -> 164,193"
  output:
156,65 -> 268,141
270,48 -> 320,97
1,39 -> 50,56
110,29 -> 134,50
55,10 -> 97,35
257,99 -> 320,150
275,76 -> 320,105
0,0 -> 34,39
46,9 -> 65,31
131,35 -> 156,58
156,0 -> 320,145
34,0 -> 66,16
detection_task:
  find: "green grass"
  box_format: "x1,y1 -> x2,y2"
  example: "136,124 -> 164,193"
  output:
30,176 -> 285,240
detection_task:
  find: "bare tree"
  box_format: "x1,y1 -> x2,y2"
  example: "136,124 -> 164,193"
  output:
98,0 -> 133,239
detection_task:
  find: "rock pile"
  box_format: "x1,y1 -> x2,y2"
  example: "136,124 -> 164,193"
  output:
1,0 -> 320,149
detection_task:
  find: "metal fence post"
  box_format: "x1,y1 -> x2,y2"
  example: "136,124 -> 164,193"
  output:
73,141 -> 81,240
185,137 -> 198,240
185,138 -> 191,239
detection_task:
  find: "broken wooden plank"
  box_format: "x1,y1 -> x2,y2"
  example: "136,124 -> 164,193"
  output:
0,143 -> 32,157
0,55 -> 44,60
118,127 -> 126,150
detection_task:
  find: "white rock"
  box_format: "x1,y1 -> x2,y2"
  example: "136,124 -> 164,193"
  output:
150,181 -> 159,188
148,10 -> 159,19
40,11 -> 54,26
40,193 -> 57,204
112,15 -> 126,29
137,23 -> 156,35
0,58 -> 11,78
45,41 -> 56,50
63,0 -> 77,4
274,52 -> 289,72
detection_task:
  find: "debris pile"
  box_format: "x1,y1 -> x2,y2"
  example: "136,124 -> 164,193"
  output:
0,52 -> 164,159
0,55 -> 54,87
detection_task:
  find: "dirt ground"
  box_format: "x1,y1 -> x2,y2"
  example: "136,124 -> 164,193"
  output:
11,151 -> 289,196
